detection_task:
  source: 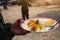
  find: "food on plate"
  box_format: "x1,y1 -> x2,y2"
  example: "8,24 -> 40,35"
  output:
27,20 -> 43,31
45,19 -> 55,27
27,19 -> 55,32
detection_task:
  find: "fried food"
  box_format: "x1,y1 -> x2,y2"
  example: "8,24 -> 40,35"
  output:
27,20 -> 43,31
45,19 -> 55,26
37,24 -> 43,30
27,19 -> 55,32
31,26 -> 37,31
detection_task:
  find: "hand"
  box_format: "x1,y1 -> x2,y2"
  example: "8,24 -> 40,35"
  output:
11,19 -> 30,35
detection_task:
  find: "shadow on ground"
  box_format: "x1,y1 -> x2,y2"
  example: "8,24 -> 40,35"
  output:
35,10 -> 60,29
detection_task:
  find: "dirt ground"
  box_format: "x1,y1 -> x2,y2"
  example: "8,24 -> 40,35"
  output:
1,5 -> 60,23
0,5 -> 60,40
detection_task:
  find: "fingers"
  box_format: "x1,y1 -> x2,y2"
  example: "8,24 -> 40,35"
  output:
20,20 -> 24,23
15,19 -> 24,24
19,19 -> 31,33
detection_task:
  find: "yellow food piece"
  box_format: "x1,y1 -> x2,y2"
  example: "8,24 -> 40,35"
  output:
27,22 -> 32,27
34,20 -> 39,24
45,19 -> 55,26
37,24 -> 43,30
31,26 -> 37,31
27,20 -> 44,31
30,23 -> 37,28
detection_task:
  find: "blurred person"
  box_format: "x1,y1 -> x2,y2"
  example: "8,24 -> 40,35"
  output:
0,0 -> 8,10
11,0 -> 17,5
0,10 -> 30,40
18,0 -> 31,20
3,0 -> 8,10
0,0 -> 2,5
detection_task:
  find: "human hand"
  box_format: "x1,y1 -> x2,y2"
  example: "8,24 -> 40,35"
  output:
11,19 -> 30,35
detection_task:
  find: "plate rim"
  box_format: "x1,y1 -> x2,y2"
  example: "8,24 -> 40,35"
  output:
20,18 -> 59,32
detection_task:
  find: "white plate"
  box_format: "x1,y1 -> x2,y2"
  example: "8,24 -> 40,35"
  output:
21,18 -> 59,32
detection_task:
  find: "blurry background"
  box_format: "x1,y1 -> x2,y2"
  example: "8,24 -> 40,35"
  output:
2,0 -> 60,6
0,0 -> 60,40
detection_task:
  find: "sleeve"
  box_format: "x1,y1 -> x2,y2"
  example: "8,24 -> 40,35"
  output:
5,23 -> 15,38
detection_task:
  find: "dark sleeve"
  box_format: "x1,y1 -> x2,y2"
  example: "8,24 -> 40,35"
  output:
0,12 -> 14,38
5,23 -> 15,38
